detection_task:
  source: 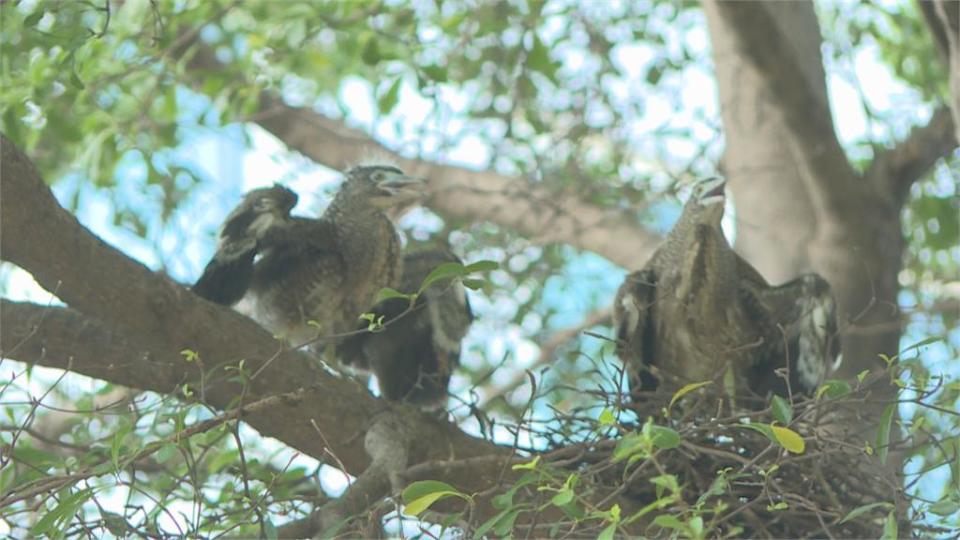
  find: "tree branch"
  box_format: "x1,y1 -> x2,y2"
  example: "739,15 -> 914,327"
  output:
477,308 -> 612,409
707,1 -> 861,217
0,135 -> 507,496
179,43 -> 662,270
917,0 -> 960,145
866,106 -> 957,205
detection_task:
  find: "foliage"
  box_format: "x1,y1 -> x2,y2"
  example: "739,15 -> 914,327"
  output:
0,0 -> 957,537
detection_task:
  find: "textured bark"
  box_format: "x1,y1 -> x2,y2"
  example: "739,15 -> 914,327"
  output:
0,135 -> 510,498
702,1 -> 956,393
918,0 -> 960,143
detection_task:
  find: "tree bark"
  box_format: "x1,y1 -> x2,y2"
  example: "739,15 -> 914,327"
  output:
0,135 -> 511,500
702,1 -> 955,394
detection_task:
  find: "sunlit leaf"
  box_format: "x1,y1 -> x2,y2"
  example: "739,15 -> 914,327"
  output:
839,501 -> 894,524
770,425 -> 805,454
880,510 -> 898,540
668,380 -> 711,413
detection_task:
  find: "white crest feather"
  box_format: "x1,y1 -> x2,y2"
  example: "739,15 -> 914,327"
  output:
347,151 -> 403,173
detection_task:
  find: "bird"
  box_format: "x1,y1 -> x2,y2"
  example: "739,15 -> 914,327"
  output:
193,165 -> 426,352
192,184 -> 298,306
613,177 -> 840,402
337,248 -> 473,409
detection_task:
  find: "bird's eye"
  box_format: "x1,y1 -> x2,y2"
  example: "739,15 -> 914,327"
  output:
371,170 -> 384,182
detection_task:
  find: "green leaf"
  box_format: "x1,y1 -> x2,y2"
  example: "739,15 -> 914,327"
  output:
422,64 -> 448,83
649,474 -> 679,496
403,491 -> 461,517
815,379 -> 851,400
650,426 -> 681,450
464,260 -> 499,273
527,34 -> 557,78
475,507 -> 523,538
375,287 -> 412,303
461,278 -> 485,290
31,488 -> 95,536
767,501 -> 789,511
880,510 -> 898,540
24,10 -> 45,28
928,497 -> 960,516
839,501 -> 895,524
876,403 -> 895,465
419,262 -> 468,292
770,394 -> 792,425
69,68 -> 85,90
900,336 -> 941,355
597,523 -> 617,540
493,507 -> 522,536
377,77 -> 402,114
361,36 -> 380,65
512,456 -> 540,470
401,480 -> 463,503
770,425 -> 805,454
551,487 -> 574,507
652,514 -> 684,531
689,516 -> 704,537
612,433 -> 647,463
668,381 -> 711,413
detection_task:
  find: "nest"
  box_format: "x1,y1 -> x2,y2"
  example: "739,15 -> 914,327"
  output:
529,388 -> 901,539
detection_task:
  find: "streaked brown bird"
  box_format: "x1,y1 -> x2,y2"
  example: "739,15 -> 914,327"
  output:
613,177 -> 840,401
193,165 -> 426,352
338,248 -> 473,409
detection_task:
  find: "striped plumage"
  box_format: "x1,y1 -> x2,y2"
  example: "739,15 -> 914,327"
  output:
193,165 -> 426,352
613,177 -> 840,401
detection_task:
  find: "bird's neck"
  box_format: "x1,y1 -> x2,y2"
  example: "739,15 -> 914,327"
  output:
674,223 -> 737,308
327,202 -> 402,288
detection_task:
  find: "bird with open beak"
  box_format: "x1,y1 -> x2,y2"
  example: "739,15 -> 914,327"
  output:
194,165 -> 428,354
613,176 -> 840,404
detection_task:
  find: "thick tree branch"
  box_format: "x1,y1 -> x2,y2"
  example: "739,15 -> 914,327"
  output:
179,43 -> 661,270
0,136 -> 507,498
867,107 -> 957,205
707,1 -> 861,218
918,0 -> 960,144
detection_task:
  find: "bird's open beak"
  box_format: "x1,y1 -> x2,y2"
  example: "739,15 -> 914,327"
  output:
698,176 -> 726,206
377,172 -> 428,200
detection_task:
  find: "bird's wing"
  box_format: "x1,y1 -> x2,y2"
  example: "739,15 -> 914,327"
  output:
747,273 -> 840,394
192,206 -> 269,305
613,268 -> 660,393
248,218 -> 344,333
192,250 -> 256,305
736,255 -> 769,288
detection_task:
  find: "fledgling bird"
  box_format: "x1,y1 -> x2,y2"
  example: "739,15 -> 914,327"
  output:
192,184 -> 298,306
337,249 -> 473,409
246,165 -> 426,349
613,177 -> 840,402
192,165 -> 426,353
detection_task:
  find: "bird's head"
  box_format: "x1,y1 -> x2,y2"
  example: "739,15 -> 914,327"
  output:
679,176 -> 726,227
220,184 -> 298,242
339,165 -> 427,213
